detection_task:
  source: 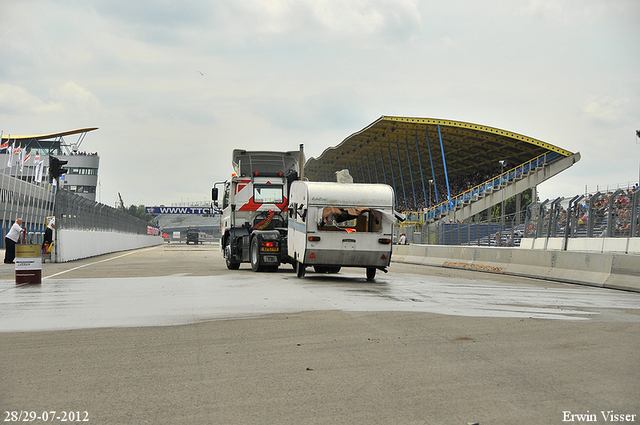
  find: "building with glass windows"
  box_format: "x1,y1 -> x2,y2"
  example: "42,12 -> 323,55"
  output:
0,128 -> 100,201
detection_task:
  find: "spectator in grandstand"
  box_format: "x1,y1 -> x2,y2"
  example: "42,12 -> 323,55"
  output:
506,234 -> 513,247
578,209 -> 588,229
494,232 -> 501,247
619,220 -> 631,237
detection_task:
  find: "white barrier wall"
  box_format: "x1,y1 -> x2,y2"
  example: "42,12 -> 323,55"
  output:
392,244 -> 640,293
519,237 -> 640,254
56,229 -> 163,263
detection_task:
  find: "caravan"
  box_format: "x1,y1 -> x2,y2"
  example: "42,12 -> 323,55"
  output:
288,181 -> 396,281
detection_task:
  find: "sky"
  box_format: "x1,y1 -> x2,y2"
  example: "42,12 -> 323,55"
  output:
1,0 -> 639,208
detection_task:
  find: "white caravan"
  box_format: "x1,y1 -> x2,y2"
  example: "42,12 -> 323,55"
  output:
288,181 -> 395,281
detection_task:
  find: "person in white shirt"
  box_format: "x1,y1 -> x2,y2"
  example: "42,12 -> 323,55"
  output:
4,218 -> 25,264
42,217 -> 55,251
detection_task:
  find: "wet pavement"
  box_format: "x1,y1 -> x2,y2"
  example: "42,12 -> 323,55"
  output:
2,244 -> 639,425
1,244 -> 639,332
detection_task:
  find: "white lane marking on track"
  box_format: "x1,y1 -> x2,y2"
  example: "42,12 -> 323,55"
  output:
44,246 -> 160,279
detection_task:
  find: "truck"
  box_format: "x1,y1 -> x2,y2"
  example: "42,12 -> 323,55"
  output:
212,148 -> 301,271
186,226 -> 200,245
287,180 -> 396,281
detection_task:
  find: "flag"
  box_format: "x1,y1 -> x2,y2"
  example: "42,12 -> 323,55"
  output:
18,147 -> 25,173
34,160 -> 44,183
7,142 -> 15,167
0,141 -> 8,150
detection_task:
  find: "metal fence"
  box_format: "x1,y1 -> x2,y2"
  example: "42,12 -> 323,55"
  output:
0,175 -> 55,247
54,190 -> 155,234
0,170 -> 156,249
395,188 -> 640,248
523,189 -> 640,242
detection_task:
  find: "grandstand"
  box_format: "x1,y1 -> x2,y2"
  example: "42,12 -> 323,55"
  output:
304,116 -> 580,228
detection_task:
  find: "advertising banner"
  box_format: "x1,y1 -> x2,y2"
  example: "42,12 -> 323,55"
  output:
145,206 -> 216,215
15,244 -> 42,284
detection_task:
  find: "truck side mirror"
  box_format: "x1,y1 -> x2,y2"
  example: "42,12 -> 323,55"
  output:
212,188 -> 218,202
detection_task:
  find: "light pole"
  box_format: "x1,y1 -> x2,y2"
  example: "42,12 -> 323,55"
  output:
428,179 -> 434,244
636,130 -> 640,188
499,160 -> 507,240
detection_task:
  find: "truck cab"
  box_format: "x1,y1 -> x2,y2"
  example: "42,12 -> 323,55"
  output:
214,149 -> 300,271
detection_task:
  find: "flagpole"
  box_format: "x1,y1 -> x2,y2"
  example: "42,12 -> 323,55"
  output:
10,143 -> 22,235
3,140 -> 17,238
0,132 -> 6,241
25,154 -> 33,242
24,152 -> 36,242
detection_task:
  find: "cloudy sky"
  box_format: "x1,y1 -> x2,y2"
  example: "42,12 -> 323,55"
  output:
1,0 -> 638,208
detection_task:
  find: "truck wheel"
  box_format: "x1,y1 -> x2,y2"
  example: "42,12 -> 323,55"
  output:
225,241 -> 240,270
329,267 -> 341,274
250,237 -> 264,272
313,266 -> 330,274
226,256 -> 240,270
366,267 -> 376,281
296,261 -> 306,278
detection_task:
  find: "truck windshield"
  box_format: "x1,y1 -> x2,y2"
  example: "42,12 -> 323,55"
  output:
254,185 -> 283,204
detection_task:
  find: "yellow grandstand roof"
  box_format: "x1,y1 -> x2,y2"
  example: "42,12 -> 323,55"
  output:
304,116 -> 573,183
1,127 -> 98,141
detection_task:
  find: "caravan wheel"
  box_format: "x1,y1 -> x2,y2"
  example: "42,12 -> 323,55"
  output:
366,267 -> 376,281
296,262 -> 306,278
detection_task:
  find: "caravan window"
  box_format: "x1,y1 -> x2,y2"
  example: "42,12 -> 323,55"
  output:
317,207 -> 382,233
254,185 -> 283,204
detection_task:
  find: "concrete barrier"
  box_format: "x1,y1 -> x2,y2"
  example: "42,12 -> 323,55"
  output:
607,255 -> 640,292
392,244 -> 640,293
56,229 -> 163,262
521,237 -> 640,254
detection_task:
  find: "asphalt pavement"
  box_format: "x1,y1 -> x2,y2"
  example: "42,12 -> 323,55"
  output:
1,244 -> 638,425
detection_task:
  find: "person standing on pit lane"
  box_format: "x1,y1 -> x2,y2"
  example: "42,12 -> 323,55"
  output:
42,217 -> 55,252
4,218 -> 26,264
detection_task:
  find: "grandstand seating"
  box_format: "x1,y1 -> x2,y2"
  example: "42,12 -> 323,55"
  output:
405,151 -> 578,225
